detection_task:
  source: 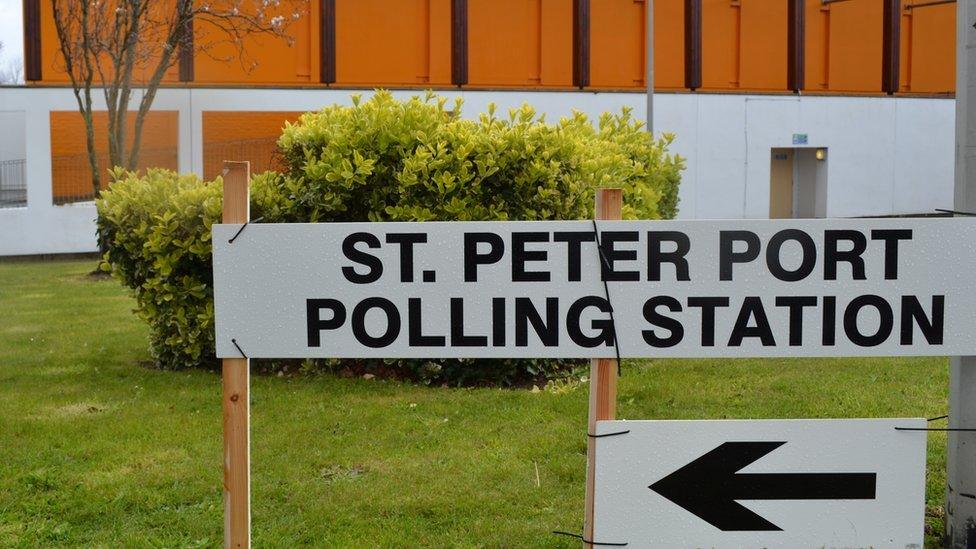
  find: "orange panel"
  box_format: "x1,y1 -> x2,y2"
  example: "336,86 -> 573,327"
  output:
38,1 -> 68,84
335,0 -> 451,86
738,0 -> 787,91
467,0 -> 571,87
804,0 -> 828,91
904,3 -> 954,94
700,0 -> 786,92
700,0 -> 735,90
49,111 -> 178,203
429,0 -> 454,82
900,11 -> 911,93
194,1 -> 318,84
590,0 -> 645,89
654,0 -> 684,90
825,1 -> 884,93
37,1 -> 179,85
30,0 -> 955,96
202,111 -> 303,180
538,0 -> 574,86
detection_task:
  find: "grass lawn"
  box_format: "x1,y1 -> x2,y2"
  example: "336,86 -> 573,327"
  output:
0,259 -> 949,547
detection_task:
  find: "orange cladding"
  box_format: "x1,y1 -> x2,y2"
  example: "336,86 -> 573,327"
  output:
737,0 -> 788,91
825,0 -> 883,93
193,1 -> 319,84
202,112 -> 303,180
804,1 -> 885,93
37,1 -> 179,85
589,0 -> 647,89
653,0 -> 685,90
697,0 -> 787,91
335,0 -> 452,86
49,111 -> 179,203
29,0 -> 956,95
804,0 -> 829,91
467,0 -> 572,87
700,0 -> 736,90
901,2 -> 954,94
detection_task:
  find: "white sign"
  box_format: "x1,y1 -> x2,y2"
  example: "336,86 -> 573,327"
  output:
212,218 -> 976,358
593,419 -> 926,548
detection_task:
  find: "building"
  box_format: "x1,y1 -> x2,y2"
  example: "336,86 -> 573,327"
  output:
0,0 -> 958,256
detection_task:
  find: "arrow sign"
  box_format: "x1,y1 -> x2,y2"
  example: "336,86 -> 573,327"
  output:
594,420 -> 925,547
649,441 -> 877,531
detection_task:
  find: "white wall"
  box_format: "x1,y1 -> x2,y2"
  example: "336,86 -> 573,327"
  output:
0,87 -> 195,255
0,111 -> 26,161
0,87 -> 956,256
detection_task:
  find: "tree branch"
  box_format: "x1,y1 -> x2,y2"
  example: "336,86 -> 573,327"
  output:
50,0 -> 308,192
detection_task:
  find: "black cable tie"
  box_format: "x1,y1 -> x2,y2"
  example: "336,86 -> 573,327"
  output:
592,219 -> 622,375
231,338 -> 248,359
552,530 -> 628,546
894,427 -> 976,432
588,430 -> 631,439
227,216 -> 264,243
935,208 -> 976,217
894,413 -> 976,431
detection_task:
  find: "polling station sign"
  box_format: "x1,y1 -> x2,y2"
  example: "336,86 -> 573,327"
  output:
212,218 -> 976,359
592,419 -> 927,548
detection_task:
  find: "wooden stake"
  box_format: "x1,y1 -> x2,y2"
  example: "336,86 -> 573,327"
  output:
222,161 -> 251,549
583,188 -> 622,547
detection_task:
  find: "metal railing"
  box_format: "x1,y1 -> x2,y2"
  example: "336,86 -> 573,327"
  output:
0,159 -> 26,208
203,137 -> 283,181
51,148 -> 178,205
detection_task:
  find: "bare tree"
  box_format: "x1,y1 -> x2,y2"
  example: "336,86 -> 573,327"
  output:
51,0 -> 304,197
0,42 -> 23,85
0,57 -> 24,85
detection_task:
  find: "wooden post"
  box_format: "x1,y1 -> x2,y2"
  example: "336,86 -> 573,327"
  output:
222,161 -> 251,549
583,188 -> 622,547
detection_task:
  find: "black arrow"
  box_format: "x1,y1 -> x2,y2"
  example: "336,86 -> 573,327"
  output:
649,441 -> 877,531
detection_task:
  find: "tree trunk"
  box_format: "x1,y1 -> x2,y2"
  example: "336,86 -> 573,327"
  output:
82,112 -> 102,199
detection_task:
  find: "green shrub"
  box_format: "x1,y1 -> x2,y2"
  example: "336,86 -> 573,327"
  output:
99,91 -> 683,384
252,92 -> 682,223
97,168 -> 222,370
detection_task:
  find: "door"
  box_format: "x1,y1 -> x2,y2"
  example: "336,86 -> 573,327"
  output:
769,148 -> 794,218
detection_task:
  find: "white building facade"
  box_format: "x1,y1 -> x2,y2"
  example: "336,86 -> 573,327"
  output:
0,87 -> 955,256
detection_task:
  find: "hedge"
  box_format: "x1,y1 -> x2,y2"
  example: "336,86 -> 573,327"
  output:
98,91 -> 684,384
